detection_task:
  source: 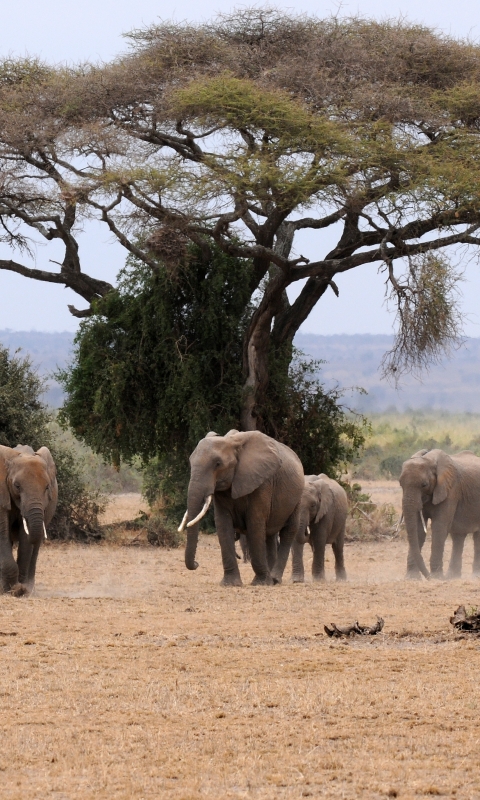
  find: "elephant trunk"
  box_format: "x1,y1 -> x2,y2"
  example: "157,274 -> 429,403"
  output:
184,480 -> 213,571
24,506 -> 45,547
402,493 -> 430,579
296,509 -> 311,544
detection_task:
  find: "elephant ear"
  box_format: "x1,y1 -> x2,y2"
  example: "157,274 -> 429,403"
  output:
36,447 -> 57,500
432,450 -> 456,505
411,449 -> 429,458
0,446 -> 12,510
314,480 -> 334,523
230,431 -> 282,499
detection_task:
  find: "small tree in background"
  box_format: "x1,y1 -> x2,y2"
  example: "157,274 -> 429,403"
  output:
0,344 -> 104,540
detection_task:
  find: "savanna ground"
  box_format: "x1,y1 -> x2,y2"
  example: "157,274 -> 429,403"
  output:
1,486 -> 480,800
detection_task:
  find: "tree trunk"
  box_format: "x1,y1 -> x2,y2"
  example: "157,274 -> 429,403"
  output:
240,225 -> 295,431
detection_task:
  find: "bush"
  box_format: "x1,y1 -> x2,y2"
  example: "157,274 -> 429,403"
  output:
0,344 -> 105,540
262,348 -> 370,478
344,482 -> 400,541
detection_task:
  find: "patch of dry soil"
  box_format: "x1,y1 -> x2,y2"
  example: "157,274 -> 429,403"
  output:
1,510 -> 479,798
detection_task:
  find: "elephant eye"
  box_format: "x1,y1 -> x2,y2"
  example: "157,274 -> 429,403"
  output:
14,481 -> 20,491
421,480 -> 428,487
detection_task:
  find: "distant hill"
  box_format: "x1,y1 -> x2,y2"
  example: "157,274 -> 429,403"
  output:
1,329 -> 480,413
295,333 -> 480,413
0,330 -> 73,408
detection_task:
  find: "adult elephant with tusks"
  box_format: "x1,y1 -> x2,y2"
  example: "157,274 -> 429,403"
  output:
400,448 -> 480,580
0,444 -> 58,596
179,430 -> 304,586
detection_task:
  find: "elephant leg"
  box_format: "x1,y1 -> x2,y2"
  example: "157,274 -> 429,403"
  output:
266,534 -> 278,572
271,510 -> 300,585
332,534 -> 347,581
239,533 -> 250,563
473,531 -> 480,577
247,512 -> 272,585
311,521 -> 328,582
291,538 -> 305,583
446,532 -> 466,579
0,516 -> 19,593
214,504 -> 243,587
430,519 -> 449,578
406,517 -> 427,579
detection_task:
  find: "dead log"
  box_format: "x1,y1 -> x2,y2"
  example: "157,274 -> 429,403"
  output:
450,605 -> 480,633
324,616 -> 384,638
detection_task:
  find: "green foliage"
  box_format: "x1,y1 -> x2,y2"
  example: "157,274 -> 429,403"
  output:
262,347 -> 369,479
0,347 -> 50,448
51,423 -> 142,495
58,244 -> 254,515
59,247 -> 370,517
352,410 -> 480,480
0,344 -> 104,540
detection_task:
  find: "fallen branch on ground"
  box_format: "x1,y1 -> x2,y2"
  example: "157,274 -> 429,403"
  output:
323,617 -> 385,637
450,605 -> 480,634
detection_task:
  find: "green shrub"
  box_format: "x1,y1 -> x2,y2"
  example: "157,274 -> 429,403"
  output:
0,343 -> 105,540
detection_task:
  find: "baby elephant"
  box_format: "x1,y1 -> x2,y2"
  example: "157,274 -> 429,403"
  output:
291,474 -> 348,582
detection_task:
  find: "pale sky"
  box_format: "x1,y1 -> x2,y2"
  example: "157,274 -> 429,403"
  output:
1,0 -> 479,335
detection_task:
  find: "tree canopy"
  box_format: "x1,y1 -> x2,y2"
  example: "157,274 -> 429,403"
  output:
1,9 -> 480,425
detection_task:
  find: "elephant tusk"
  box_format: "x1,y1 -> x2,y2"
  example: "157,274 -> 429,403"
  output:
420,511 -> 427,534
43,524 -> 48,540
22,518 -> 29,536
178,510 -> 189,533
307,526 -> 310,535
186,495 -> 212,528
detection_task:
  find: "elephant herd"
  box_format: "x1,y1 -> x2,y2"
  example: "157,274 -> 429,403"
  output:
178,430 -> 480,587
2,430 -> 480,597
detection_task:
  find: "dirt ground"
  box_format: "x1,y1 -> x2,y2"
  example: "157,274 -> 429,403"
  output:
1,491 -> 480,799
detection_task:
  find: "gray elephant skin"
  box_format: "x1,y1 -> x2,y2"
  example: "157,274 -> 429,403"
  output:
291,474 -> 348,582
400,448 -> 480,579
0,444 -> 58,596
181,430 -> 304,586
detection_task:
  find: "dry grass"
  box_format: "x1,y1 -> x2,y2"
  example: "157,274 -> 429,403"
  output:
357,480 -> 403,515
1,495 -> 480,799
99,492 -> 148,525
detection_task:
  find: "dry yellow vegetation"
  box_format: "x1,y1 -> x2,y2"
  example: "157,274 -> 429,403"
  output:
1,524 -> 479,799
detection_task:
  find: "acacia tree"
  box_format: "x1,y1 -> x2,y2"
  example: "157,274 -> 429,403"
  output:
1,10 -> 480,428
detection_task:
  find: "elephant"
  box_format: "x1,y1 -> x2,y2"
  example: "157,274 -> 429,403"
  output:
236,531 -> 251,563
0,444 -> 58,596
179,429 -> 304,586
291,474 -> 348,582
400,448 -> 480,579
